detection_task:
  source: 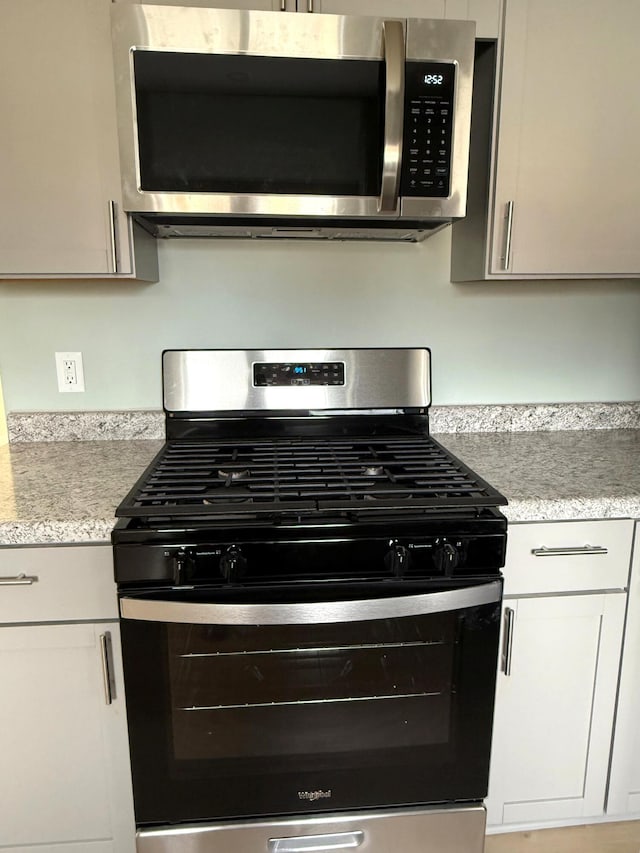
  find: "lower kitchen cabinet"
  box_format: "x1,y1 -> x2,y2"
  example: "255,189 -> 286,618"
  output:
606,521 -> 640,816
486,593 -> 626,827
486,520 -> 634,830
0,546 -> 135,853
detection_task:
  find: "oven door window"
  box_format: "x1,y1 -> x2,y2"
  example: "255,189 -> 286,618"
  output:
121,587 -> 500,826
133,52 -> 384,196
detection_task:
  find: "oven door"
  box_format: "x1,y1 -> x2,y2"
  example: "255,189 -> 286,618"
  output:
119,579 -> 501,827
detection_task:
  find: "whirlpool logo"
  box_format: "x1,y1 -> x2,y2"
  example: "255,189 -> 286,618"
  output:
298,790 -> 332,802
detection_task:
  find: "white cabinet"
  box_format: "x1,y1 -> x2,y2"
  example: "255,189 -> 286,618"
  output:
487,593 -> 626,827
607,521 -> 640,816
310,0 -> 500,38
486,520 -> 634,829
0,545 -> 136,853
117,0 -> 295,9
451,0 -> 640,280
0,0 -> 157,281
134,0 -> 502,37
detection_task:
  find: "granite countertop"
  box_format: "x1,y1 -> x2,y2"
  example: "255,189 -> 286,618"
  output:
0,439 -> 162,545
0,430 -> 639,545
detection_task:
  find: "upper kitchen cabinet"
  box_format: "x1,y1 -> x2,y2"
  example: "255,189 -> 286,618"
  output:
451,0 -> 640,280
126,0 -> 502,37
301,0 -> 501,38
115,0 -> 296,9
0,0 -> 158,280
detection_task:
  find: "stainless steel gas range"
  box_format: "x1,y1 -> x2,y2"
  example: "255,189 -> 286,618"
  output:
112,348 -> 507,853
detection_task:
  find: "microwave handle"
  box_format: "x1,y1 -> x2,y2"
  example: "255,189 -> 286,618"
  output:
119,581 -> 501,626
378,20 -> 405,214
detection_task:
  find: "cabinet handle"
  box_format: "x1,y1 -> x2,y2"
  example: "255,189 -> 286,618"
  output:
501,607 -> 515,676
307,0 -> 313,11
531,545 -> 608,557
108,200 -> 119,274
0,573 -> 38,586
99,632 -> 115,705
501,200 -> 514,270
280,0 -> 286,8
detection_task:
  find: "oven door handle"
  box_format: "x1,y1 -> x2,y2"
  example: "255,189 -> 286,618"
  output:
268,831 -> 364,852
119,581 -> 501,626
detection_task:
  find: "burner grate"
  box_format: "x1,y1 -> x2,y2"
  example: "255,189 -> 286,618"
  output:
116,436 -> 507,518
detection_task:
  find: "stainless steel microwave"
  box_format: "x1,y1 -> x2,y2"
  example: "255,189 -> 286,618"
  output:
111,4 -> 475,241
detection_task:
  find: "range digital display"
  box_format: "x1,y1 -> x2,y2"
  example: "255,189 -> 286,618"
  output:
254,362 -> 345,387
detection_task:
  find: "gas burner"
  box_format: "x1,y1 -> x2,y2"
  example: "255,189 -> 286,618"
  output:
217,469 -> 251,482
362,465 -> 385,477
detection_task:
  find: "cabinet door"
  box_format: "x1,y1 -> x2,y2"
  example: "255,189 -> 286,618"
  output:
445,0 -> 500,38
489,0 -> 640,278
0,1 -> 114,275
0,0 -> 157,280
486,593 -> 626,827
117,0 -> 294,9
302,0 -> 499,37
607,523 -> 640,815
305,0 -> 445,16
304,0 -> 500,39
0,622 -> 135,852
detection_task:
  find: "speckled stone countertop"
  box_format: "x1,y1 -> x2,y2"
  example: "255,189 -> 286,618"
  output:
1,430 -> 639,545
0,440 -> 162,545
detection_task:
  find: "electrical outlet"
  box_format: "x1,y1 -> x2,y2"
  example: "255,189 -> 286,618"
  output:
55,352 -> 85,393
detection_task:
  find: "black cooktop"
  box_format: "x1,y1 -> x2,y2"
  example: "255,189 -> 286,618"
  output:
116,433 -> 507,521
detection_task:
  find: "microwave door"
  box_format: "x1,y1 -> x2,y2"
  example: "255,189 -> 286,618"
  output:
112,7 -> 404,220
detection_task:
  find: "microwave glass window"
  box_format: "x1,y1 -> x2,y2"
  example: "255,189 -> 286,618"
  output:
133,52 -> 385,196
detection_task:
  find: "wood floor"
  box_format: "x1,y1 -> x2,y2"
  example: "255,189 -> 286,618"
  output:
485,821 -> 640,853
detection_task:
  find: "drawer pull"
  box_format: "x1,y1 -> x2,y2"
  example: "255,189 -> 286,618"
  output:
531,545 -> 608,558
269,831 -> 364,852
0,573 -> 39,586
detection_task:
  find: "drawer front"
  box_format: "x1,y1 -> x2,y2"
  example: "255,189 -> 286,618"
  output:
0,545 -> 117,624
503,520 -> 634,596
137,804 -> 485,853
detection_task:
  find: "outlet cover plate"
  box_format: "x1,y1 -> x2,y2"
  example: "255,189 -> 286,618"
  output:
55,352 -> 85,393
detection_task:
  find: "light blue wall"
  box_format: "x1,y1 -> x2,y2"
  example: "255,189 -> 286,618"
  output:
1,228 -> 639,411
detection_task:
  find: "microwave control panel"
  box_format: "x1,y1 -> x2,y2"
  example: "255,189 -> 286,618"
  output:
401,62 -> 456,198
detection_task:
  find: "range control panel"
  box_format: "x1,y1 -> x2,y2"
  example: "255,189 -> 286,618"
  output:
253,362 -> 345,387
401,61 -> 455,198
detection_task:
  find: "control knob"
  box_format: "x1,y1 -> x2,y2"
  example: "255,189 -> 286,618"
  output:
219,547 -> 247,583
433,542 -> 460,574
172,549 -> 194,586
384,543 -> 410,577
